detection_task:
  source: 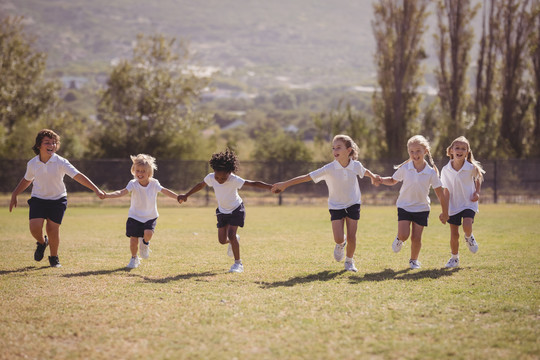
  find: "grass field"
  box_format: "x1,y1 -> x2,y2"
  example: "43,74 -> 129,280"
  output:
1,203 -> 539,360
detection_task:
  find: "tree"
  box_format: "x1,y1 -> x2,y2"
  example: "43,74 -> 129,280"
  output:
0,16 -> 60,159
531,0 -> 540,155
498,0 -> 535,157
470,0 -> 501,159
94,34 -> 210,159
435,0 -> 480,142
372,0 -> 430,159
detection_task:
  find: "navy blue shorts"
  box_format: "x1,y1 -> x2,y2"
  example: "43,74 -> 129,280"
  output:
216,203 -> 245,228
397,207 -> 430,227
448,209 -> 476,226
126,217 -> 157,238
28,196 -> 67,224
329,203 -> 361,221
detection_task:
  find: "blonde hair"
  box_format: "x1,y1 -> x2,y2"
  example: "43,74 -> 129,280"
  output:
130,154 -> 157,178
333,134 -> 359,160
394,135 -> 438,175
446,136 -> 486,183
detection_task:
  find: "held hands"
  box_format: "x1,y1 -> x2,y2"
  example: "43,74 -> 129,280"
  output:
371,174 -> 382,187
471,192 -> 480,202
177,194 -> 188,204
439,212 -> 449,225
271,182 -> 285,194
96,189 -> 106,200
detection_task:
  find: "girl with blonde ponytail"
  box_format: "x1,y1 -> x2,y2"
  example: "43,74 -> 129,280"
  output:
440,136 -> 485,268
379,135 -> 449,269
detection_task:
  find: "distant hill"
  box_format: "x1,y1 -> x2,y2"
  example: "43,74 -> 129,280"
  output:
2,0 -> 482,89
2,0 -> 378,86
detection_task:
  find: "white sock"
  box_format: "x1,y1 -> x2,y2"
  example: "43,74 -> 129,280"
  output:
465,234 -> 472,239
235,259 -> 242,264
451,253 -> 459,259
345,256 -> 353,263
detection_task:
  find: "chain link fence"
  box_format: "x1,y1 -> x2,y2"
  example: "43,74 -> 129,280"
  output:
3,159 -> 540,206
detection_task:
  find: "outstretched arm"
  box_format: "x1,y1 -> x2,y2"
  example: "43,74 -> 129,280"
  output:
177,181 -> 206,203
73,173 -> 105,199
243,180 -> 272,191
9,177 -> 32,212
364,169 -> 381,186
380,176 -> 398,186
103,188 -> 129,199
161,187 -> 180,201
271,174 -> 312,193
434,186 -> 449,224
471,179 -> 482,202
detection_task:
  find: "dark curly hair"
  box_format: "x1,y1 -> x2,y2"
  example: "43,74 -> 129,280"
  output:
209,149 -> 239,173
32,129 -> 61,155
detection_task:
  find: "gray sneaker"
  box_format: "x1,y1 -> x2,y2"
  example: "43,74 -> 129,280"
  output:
229,262 -> 244,273
445,257 -> 460,268
139,238 -> 151,259
127,256 -> 140,269
465,235 -> 478,253
333,236 -> 347,262
392,237 -> 403,253
409,259 -> 421,269
344,259 -> 358,272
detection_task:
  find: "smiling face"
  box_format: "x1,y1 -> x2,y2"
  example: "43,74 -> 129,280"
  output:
38,136 -> 58,162
133,164 -> 151,186
408,142 -> 427,167
332,139 -> 352,165
214,170 -> 231,184
449,141 -> 469,163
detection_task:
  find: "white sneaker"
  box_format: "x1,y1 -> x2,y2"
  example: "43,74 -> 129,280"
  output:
227,234 -> 239,258
465,235 -> 478,253
127,256 -> 140,269
409,259 -> 421,269
333,237 -> 347,262
139,237 -> 151,259
392,237 -> 403,253
229,262 -> 244,273
445,257 -> 460,268
344,260 -> 358,272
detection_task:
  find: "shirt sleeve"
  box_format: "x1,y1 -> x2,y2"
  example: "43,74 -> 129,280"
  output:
153,179 -> 164,193
234,174 -> 246,189
355,161 -> 366,178
126,180 -> 134,193
431,170 -> 443,189
204,173 -> 214,187
440,167 -> 449,188
23,160 -> 35,181
309,165 -> 327,184
392,165 -> 404,182
61,158 -> 80,178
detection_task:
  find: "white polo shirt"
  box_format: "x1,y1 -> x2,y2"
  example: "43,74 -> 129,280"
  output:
24,154 -> 80,200
441,160 -> 479,216
392,161 -> 442,212
126,178 -> 163,222
204,173 -> 245,214
309,160 -> 366,210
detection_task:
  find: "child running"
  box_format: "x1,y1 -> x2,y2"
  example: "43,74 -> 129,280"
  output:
102,154 -> 180,269
440,136 -> 485,268
177,149 -> 272,273
9,129 -> 104,268
379,135 -> 449,269
271,134 -> 380,272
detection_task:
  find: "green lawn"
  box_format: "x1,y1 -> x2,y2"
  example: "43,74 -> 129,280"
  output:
1,204 -> 538,360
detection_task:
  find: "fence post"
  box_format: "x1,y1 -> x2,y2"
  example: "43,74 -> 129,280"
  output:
493,160 -> 498,204
205,162 -> 209,206
278,162 -> 283,206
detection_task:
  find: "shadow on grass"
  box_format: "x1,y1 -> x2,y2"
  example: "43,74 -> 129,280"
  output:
349,267 -> 462,283
130,271 -> 219,283
259,270 -> 347,288
62,267 -> 129,277
0,265 -> 50,275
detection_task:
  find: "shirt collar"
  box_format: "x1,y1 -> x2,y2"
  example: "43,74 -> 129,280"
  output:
450,160 -> 474,172
406,160 -> 429,174
39,153 -> 58,164
333,159 -> 354,170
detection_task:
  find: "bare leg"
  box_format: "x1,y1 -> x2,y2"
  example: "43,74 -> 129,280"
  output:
29,218 -> 46,243
130,237 -> 138,257
410,222 -> 425,260
45,220 -> 61,256
344,217 -> 358,258
227,226 -> 240,260
450,224 -> 460,255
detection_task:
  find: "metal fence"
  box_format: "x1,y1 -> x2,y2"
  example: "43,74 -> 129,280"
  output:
4,159 -> 540,205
